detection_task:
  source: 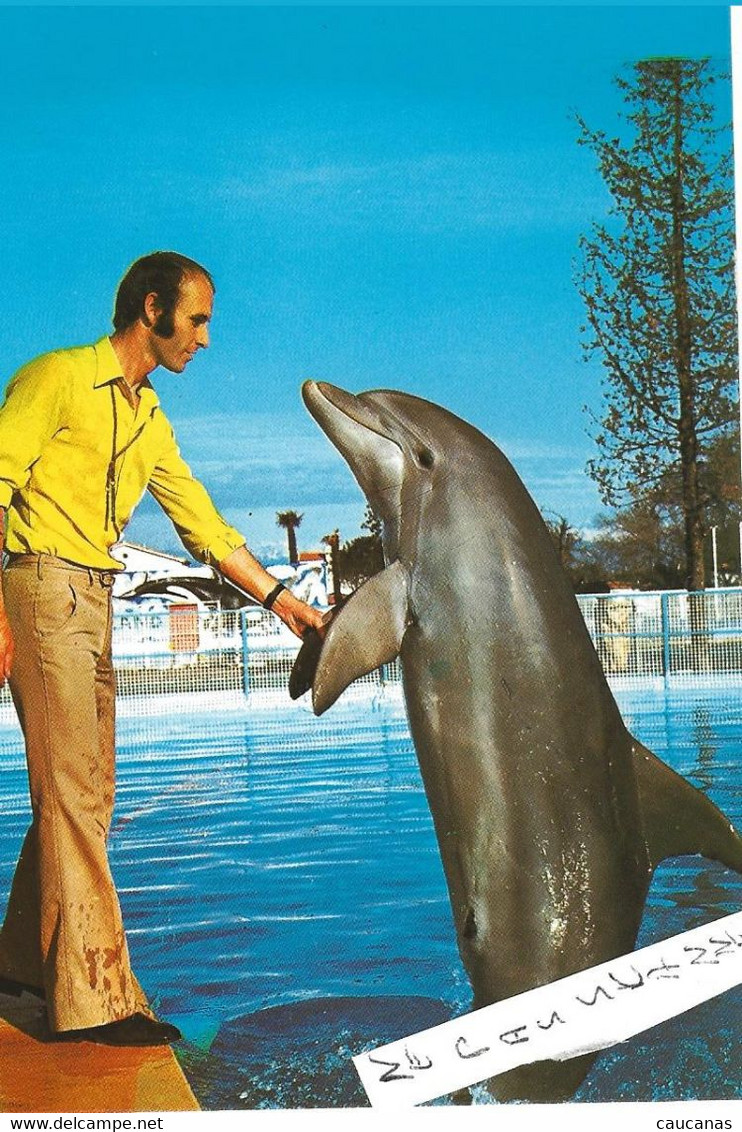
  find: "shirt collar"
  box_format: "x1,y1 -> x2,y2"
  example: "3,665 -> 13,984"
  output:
93,336 -> 160,409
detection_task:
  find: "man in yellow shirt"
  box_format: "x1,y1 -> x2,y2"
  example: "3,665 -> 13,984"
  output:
0,251 -> 325,1045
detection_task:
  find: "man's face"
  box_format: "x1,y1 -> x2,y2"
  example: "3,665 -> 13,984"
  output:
150,272 -> 214,373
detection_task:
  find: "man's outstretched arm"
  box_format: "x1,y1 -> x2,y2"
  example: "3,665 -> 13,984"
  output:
218,544 -> 326,639
147,426 -> 327,640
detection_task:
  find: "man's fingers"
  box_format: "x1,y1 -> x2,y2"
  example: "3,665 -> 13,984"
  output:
314,610 -> 333,639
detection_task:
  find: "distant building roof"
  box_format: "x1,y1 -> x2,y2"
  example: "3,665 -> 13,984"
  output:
110,541 -> 211,576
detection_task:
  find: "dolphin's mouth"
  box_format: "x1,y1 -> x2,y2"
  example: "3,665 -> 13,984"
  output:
302,381 -> 397,446
302,382 -> 405,533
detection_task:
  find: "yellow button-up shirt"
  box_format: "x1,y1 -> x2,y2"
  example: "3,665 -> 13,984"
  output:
0,336 -> 245,571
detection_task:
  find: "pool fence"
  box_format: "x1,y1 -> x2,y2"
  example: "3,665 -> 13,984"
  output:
2,586 -> 742,723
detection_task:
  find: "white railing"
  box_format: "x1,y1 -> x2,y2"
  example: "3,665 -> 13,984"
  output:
0,604 -> 401,724
576,588 -> 742,684
1,589 -> 742,726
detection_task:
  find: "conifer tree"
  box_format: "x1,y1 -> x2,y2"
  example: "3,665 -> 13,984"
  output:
577,58 -> 737,590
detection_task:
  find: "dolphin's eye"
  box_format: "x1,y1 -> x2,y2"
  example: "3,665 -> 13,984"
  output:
416,447 -> 435,469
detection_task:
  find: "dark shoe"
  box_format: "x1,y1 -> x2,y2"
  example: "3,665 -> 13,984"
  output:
58,1012 -> 182,1046
0,975 -> 45,1000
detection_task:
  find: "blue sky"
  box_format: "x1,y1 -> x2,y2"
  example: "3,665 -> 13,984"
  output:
0,5 -> 732,561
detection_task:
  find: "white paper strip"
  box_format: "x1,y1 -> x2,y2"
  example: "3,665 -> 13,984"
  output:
353,910 -> 742,1109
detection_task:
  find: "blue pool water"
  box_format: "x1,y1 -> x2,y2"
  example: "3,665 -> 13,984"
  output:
1,685 -> 742,1106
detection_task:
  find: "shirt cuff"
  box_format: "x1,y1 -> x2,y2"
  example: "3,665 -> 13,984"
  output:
0,482 -> 14,510
201,528 -> 247,567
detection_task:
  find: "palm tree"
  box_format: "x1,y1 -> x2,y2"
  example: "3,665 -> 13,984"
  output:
276,510 -> 303,564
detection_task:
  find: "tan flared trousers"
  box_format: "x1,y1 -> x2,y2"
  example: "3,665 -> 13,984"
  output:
0,555 -> 152,1031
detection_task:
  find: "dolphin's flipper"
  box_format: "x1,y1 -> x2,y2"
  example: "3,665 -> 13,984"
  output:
289,612 -> 336,701
633,740 -> 742,873
313,561 -> 409,715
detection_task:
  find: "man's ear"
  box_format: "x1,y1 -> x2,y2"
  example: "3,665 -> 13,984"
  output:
142,291 -> 161,328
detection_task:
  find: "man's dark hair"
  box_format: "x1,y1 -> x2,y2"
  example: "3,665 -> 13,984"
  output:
113,251 -> 214,337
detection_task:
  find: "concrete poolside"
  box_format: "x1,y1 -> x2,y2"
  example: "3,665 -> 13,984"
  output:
0,991 -> 199,1114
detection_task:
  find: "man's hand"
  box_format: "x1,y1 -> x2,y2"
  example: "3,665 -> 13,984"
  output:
218,544 -> 330,640
0,606 -> 14,685
271,588 -> 327,640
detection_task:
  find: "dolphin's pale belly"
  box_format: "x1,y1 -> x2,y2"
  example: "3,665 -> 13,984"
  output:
400,641 -> 651,1103
400,630 -> 650,1004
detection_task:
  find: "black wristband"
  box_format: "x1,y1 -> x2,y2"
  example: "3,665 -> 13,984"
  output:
262,582 -> 286,610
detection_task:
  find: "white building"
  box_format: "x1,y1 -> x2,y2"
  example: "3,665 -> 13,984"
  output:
110,541 -> 215,599
110,541 -> 330,610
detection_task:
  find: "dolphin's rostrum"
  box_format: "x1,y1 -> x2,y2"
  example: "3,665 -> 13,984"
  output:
299,380 -> 742,1103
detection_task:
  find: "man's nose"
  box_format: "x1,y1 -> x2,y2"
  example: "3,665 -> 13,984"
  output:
196,325 -> 210,349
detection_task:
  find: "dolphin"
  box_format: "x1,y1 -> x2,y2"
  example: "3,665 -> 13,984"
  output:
298,380 -> 742,1103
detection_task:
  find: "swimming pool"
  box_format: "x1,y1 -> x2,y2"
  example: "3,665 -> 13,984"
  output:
1,683 -> 741,1106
